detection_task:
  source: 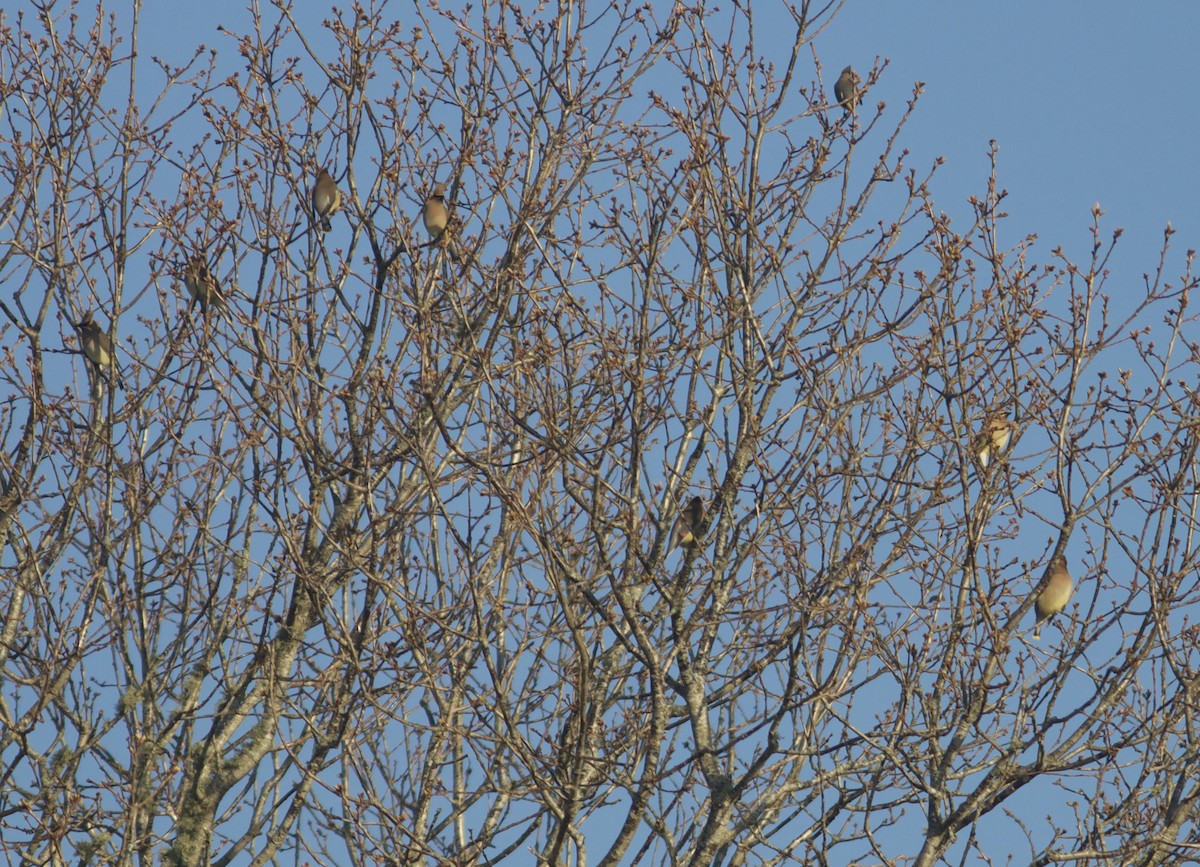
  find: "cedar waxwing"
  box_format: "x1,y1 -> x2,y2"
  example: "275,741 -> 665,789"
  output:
312,169 -> 341,232
673,496 -> 704,550
1033,557 -> 1073,640
834,66 -> 861,113
422,183 -> 449,240
974,414 -> 1015,469
182,254 -> 229,316
74,310 -> 121,388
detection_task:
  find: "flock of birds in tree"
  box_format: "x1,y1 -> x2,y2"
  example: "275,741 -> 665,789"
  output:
67,63 -> 1073,641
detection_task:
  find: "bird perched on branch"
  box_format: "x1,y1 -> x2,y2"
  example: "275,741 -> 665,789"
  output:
312,168 -> 341,233
421,182 -> 449,241
974,413 -> 1015,469
73,309 -> 122,390
182,254 -> 229,317
673,496 -> 705,551
834,66 -> 861,113
1033,556 -> 1073,640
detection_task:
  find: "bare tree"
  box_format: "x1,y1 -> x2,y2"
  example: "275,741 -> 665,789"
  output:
2,1 -> 1199,866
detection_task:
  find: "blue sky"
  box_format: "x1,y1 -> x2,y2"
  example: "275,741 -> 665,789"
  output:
134,1 -> 1200,263
830,3 -> 1199,266
138,1 -> 1200,280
